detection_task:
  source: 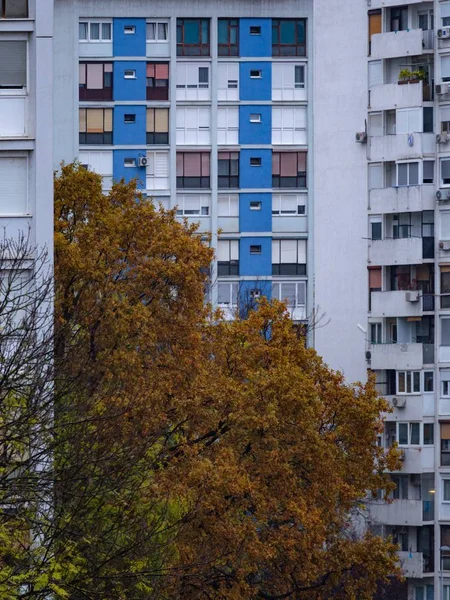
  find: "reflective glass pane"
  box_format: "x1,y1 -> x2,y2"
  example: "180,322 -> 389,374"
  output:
398,423 -> 408,445
280,20 -> 295,43
90,23 -> 100,40
184,20 -> 199,44
218,19 -> 228,43
147,22 -> 156,40
79,22 -> 88,40
102,23 -> 111,40
158,23 -> 168,40
410,423 -> 420,445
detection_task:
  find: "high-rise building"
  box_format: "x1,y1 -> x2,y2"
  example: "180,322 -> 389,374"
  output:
0,0 -> 54,263
50,0 -> 450,598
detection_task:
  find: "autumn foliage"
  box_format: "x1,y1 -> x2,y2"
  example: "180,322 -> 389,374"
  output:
0,163 -> 401,599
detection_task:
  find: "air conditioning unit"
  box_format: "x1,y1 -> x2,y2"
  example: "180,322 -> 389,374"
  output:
438,27 -> 450,38
138,156 -> 148,168
365,350 -> 372,362
405,291 -> 420,302
437,133 -> 449,144
437,83 -> 450,95
440,241 -> 450,251
392,396 -> 406,408
355,132 -> 367,143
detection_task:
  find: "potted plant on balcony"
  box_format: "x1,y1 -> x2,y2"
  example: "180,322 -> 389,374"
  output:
398,69 -> 412,84
410,70 -> 425,84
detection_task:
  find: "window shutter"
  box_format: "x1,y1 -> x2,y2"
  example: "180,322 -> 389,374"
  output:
0,157 -> 27,214
0,41 -> 26,87
146,152 -> 155,176
86,109 -> 104,133
154,152 -> 169,177
441,211 -> 450,239
272,240 -> 280,263
369,163 -> 383,189
294,107 -> 307,130
297,240 -> 307,264
104,109 -> 113,132
87,63 -> 104,89
155,109 -> 169,133
368,267 -> 382,288
272,108 -> 282,128
396,109 -> 409,135
198,107 -> 210,129
230,240 -> 239,260
368,60 -> 382,88
217,240 -> 229,262
443,56 -> 450,81
79,109 -> 87,133
147,108 -> 155,132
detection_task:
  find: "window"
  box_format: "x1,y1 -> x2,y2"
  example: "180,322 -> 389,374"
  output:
250,201 -> 261,211
79,62 -> 113,101
272,281 -> 306,307
124,114 -> 135,124
0,0 -> 28,18
390,6 -> 408,31
397,370 -> 421,394
176,194 -> 210,216
397,162 -> 419,186
218,281 -> 238,306
443,318 -> 450,346
0,156 -> 27,214
250,70 -> 262,78
217,107 -> 239,145
272,152 -> 307,188
371,323 -> 382,344
177,18 -> 210,56
295,65 -> 305,88
424,371 -> 434,392
444,380 -> 450,397
272,194 -> 306,216
444,480 -> 450,502
442,159 -> 450,186
272,63 -> 307,101
398,422 -> 420,445
176,152 -> 210,189
390,474 -> 409,500
370,216 -> 382,240
424,423 -> 434,445
423,107 -> 433,133
272,19 -> 306,57
250,157 -> 261,167
423,161 -> 434,184
218,63 -> 239,101
218,194 -> 239,217
146,21 -> 168,42
250,114 -> 262,123
442,267 -> 450,309
218,18 -> 239,56
150,196 -> 170,211
124,158 -> 136,167
176,64 -> 210,101
0,41 -> 26,90
176,107 -> 210,145
124,69 -> 136,79
218,152 -> 239,189
78,151 -> 113,191
146,151 -> 169,191
250,245 -> 261,255
250,26 -> 261,35
79,21 -> 112,42
146,108 -> 169,144
146,63 -> 169,101
272,107 -> 307,145
272,239 -> 306,276
79,108 -> 113,145
217,240 -> 239,276
442,423 -> 450,466
124,25 -> 135,34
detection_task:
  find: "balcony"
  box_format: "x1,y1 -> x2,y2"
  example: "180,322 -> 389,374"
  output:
369,185 -> 434,215
369,499 -> 423,527
369,133 -> 435,163
0,97 -> 26,138
371,29 -> 431,60
398,551 -> 424,578
370,0 -> 433,7
370,81 -> 424,112
369,237 -> 424,266
371,290 -> 423,318
370,342 -> 423,370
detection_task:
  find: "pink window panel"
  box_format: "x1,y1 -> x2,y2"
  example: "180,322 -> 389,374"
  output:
280,153 -> 297,176
272,153 -> 280,175
79,63 -> 86,85
104,63 -> 113,73
219,152 -> 230,160
146,63 -> 155,77
201,153 -> 210,175
155,63 -> 169,78
87,63 -> 104,89
176,153 -> 184,176
297,152 -> 307,172
184,153 -> 201,176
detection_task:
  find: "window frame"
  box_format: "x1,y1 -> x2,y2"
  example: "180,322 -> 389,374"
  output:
217,281 -> 239,306
441,158 -> 450,187
146,62 -> 169,101
146,107 -> 169,145
79,62 -> 113,101
272,18 -> 307,57
396,161 -> 419,187
272,239 -> 307,276
79,20 -> 112,43
176,193 -> 210,217
217,193 -> 239,217
218,152 -> 239,189
217,239 -> 239,277
0,38 -> 27,95
272,281 -> 306,308
0,0 -> 28,18
79,108 -> 113,145
218,18 -> 239,57
272,193 -> 306,216
146,21 -> 169,43
177,18 -> 210,57
272,152 -> 307,189
397,421 -> 421,446
444,380 -> 450,397
396,370 -> 421,395
176,152 -> 211,189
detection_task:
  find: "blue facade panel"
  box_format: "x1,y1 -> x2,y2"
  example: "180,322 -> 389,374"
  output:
239,18 -> 272,57
239,237 -> 272,277
113,150 -> 146,189
239,62 -> 272,101
113,61 -> 146,101
239,149 -> 272,189
113,105 -> 146,145
113,18 -> 146,56
239,193 -> 272,233
239,105 -> 272,145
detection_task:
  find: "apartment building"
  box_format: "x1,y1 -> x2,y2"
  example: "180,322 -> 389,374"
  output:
0,0 -> 54,261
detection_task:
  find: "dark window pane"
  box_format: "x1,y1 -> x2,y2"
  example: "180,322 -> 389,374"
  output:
218,19 -> 228,43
